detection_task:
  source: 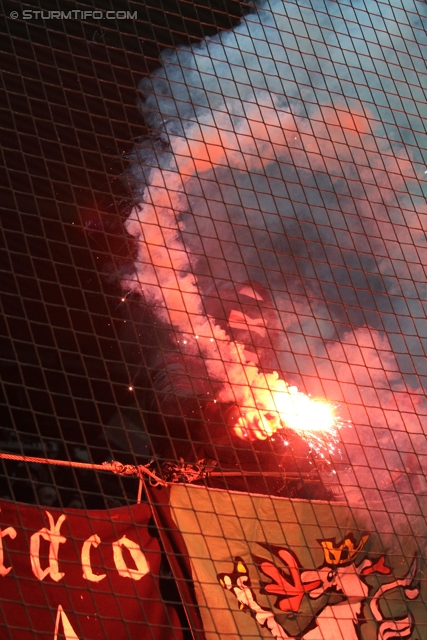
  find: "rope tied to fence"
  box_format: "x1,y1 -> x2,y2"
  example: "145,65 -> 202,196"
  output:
0,452 -> 168,489
0,452 -> 326,494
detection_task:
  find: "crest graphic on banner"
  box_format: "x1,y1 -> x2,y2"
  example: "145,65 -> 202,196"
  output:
218,535 -> 419,640
169,484 -> 427,640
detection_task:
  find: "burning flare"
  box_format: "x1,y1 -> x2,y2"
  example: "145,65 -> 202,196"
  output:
232,368 -> 339,452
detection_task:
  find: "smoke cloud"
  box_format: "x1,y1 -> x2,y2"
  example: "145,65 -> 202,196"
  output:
123,0 -> 427,509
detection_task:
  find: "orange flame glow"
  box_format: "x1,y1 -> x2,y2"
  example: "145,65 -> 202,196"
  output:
234,381 -> 338,446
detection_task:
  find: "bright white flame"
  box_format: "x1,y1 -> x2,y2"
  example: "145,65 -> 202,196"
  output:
273,389 -> 336,433
234,380 -> 340,459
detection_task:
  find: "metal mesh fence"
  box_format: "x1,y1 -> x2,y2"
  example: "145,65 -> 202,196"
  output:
1,0 -> 427,637
1,0 -> 245,509
3,0 -> 427,500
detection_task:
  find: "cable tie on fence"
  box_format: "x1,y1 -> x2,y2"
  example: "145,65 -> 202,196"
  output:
160,458 -> 217,483
105,460 -> 168,487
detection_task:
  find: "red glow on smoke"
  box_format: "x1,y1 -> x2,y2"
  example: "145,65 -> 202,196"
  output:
124,102 -> 395,452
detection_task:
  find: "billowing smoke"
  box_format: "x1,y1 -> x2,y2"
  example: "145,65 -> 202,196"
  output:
123,0 -> 427,504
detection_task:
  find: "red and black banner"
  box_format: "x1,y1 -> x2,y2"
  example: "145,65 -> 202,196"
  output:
0,500 -> 183,640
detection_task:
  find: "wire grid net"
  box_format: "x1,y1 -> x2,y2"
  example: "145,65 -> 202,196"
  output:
1,0 -> 427,638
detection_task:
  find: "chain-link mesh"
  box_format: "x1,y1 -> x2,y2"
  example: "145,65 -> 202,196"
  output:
1,0 -> 427,638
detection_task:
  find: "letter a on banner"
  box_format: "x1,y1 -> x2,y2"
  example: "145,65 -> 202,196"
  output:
30,512 -> 67,581
112,535 -> 149,580
54,605 -> 80,639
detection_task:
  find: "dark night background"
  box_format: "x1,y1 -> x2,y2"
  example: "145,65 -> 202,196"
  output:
0,0 -> 248,508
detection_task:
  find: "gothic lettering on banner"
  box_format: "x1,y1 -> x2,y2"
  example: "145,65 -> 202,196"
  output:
0,502 -> 182,639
